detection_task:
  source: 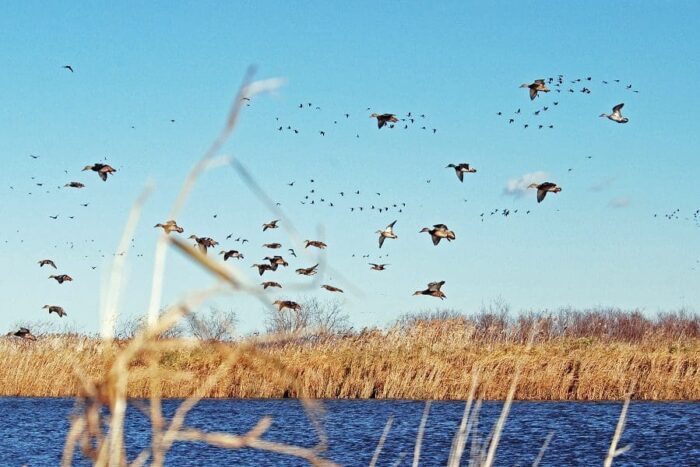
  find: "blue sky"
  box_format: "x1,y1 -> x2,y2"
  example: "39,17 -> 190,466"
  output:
1,1 -> 699,334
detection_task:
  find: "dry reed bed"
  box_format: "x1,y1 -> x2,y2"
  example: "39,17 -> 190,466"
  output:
2,328 -> 698,400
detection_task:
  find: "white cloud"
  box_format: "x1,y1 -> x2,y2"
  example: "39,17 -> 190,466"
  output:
609,196 -> 631,208
589,177 -> 615,192
503,171 -> 549,198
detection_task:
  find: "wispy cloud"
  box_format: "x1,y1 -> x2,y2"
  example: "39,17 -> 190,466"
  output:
503,171 -> 548,198
589,177 -> 615,192
609,196 -> 631,208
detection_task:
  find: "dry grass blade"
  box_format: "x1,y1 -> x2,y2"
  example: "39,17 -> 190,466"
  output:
532,431 -> 554,467
61,416 -> 85,467
483,366 -> 520,467
156,341 -> 252,460
169,236 -> 244,290
175,425 -> 338,466
101,184 -> 153,341
98,185 -> 152,466
412,400 -> 431,467
604,393 -> 633,467
147,68 -> 283,325
369,416 -> 394,467
469,399 -> 483,465
448,367 -> 480,466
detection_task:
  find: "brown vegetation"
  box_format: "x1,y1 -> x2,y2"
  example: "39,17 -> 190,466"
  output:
2,308 -> 698,401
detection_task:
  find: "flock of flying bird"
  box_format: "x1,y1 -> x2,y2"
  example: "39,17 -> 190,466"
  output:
3,68 -> 655,341
498,76 -> 636,130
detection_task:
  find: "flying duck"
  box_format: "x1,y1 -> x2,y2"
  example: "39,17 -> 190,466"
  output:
304,240 -> 327,249
321,284 -> 344,293
154,220 -> 184,234
520,79 -> 550,100
419,224 -> 456,245
82,163 -> 116,181
219,250 -> 244,261
263,243 -> 282,249
252,263 -> 275,276
43,305 -> 67,317
370,113 -> 399,129
265,256 -> 289,268
599,103 -> 629,123
413,281 -> 446,300
376,220 -> 397,248
49,274 -> 73,284
369,263 -> 389,271
296,264 -> 319,276
65,181 -> 85,189
528,182 -> 562,203
262,219 -> 280,231
9,327 -> 36,341
273,300 -> 301,312
38,259 -> 57,269
262,281 -> 282,289
446,164 -> 477,182
188,235 -> 218,255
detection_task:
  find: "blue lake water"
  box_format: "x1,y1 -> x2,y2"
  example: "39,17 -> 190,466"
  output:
0,398 -> 698,466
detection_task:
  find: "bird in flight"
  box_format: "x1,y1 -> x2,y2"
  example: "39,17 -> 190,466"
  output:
419,224 -> 456,246
188,235 -> 218,255
296,264 -> 319,276
413,281 -> 446,300
370,113 -> 399,129
62,65 -> 74,73
9,327 -> 36,341
154,220 -> 184,234
38,259 -> 57,269
219,250 -> 244,261
600,103 -> 629,123
49,274 -> 73,284
83,163 -> 116,181
520,79 -> 550,100
528,182 -> 562,203
376,220 -> 398,248
321,284 -> 344,293
304,240 -> 327,249
273,300 -> 301,312
262,219 -> 280,231
446,163 -> 477,182
43,305 -> 67,317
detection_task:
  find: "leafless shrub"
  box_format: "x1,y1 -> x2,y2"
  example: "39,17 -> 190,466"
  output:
116,311 -> 184,340
186,308 -> 237,341
265,297 -> 350,336
473,299 -> 511,342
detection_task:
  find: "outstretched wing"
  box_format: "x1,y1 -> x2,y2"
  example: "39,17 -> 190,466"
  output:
537,189 -> 547,203
378,235 -> 385,248
431,234 -> 441,246
529,87 -> 537,100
